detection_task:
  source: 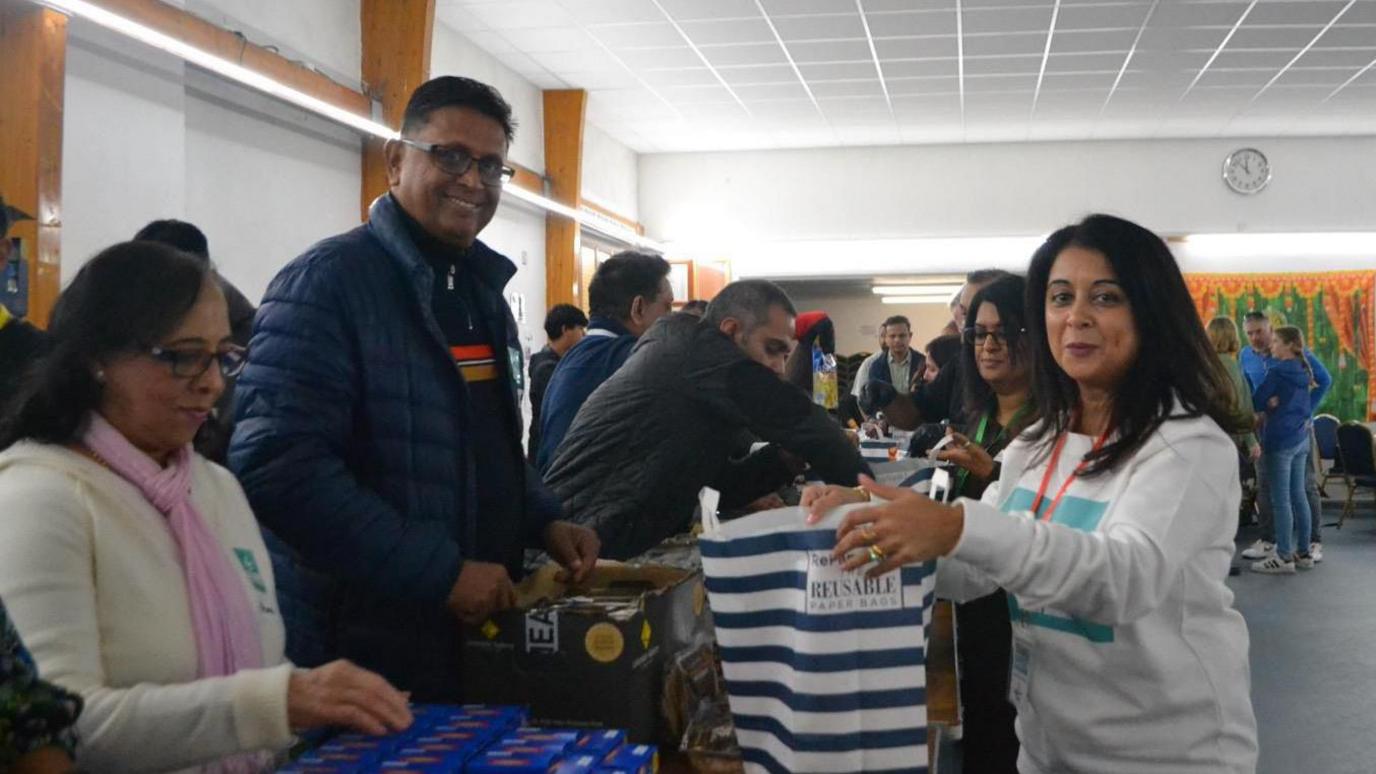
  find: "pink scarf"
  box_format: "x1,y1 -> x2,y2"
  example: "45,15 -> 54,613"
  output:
81,414 -> 264,677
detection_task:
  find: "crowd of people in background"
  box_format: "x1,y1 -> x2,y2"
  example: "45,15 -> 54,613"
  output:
0,70 -> 1342,774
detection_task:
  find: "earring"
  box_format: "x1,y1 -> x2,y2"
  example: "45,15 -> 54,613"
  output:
94,369 -> 105,384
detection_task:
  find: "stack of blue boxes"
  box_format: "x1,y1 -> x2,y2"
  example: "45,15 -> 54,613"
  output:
277,704 -> 658,774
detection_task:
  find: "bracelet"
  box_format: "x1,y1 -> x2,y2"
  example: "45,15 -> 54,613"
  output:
852,486 -> 872,502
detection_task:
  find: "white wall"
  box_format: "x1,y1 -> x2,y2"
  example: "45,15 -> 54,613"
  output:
788,293 -> 954,358
641,136 -> 1376,275
582,122 -> 639,221
430,21 -> 545,175
188,0 -> 361,89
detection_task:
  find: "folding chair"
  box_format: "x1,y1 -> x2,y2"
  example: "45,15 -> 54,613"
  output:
1312,414 -> 1342,497
1335,422 -> 1376,528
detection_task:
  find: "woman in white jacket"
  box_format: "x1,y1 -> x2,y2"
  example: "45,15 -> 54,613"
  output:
0,242 -> 412,773
804,214 -> 1258,773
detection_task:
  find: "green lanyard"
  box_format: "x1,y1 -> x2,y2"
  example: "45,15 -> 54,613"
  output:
951,403 -> 1030,499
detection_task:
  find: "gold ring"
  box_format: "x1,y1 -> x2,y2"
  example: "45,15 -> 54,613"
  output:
868,544 -> 885,563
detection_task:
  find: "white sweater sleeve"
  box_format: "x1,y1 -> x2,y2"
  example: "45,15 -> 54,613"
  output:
0,473 -> 294,773
948,432 -> 1233,626
935,478 -> 1002,603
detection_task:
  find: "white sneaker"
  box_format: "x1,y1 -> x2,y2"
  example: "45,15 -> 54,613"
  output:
1310,542 -> 1324,563
1241,540 -> 1275,560
1296,554 -> 1315,570
1251,555 -> 1295,574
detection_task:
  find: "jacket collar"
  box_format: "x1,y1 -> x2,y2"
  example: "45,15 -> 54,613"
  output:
367,193 -> 517,294
587,315 -> 633,338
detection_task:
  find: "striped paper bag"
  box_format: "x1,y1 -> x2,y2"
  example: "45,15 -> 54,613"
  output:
699,503 -> 936,773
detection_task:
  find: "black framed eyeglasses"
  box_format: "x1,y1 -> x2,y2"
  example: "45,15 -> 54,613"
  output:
962,326 -> 1024,348
148,345 -> 247,379
398,138 -> 514,186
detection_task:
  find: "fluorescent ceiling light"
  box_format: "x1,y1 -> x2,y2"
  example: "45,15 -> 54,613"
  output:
872,284 -> 964,296
881,296 -> 952,305
36,0 -> 663,252
728,236 -> 1046,279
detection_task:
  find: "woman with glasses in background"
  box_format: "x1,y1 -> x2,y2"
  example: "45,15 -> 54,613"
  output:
0,242 -> 412,772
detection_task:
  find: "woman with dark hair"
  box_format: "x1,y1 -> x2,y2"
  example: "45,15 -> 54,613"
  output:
919,332 -> 960,385
0,242 -> 412,772
805,215 -> 1256,772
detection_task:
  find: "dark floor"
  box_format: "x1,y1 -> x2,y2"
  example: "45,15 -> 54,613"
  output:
1230,494 -> 1376,774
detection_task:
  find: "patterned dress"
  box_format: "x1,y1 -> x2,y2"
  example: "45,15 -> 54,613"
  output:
1,597 -> 81,766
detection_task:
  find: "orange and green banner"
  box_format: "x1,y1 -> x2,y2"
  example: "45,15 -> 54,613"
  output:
1186,271 -> 1376,421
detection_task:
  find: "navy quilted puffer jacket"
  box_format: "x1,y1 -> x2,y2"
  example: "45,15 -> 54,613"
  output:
229,194 -> 561,698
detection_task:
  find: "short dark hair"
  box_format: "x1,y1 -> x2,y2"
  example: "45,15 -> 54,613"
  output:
1243,311 -> 1269,324
0,242 -> 213,449
925,333 -> 962,370
961,274 -> 1030,413
704,279 -> 796,331
543,303 -> 588,340
133,219 -> 209,260
680,300 -> 708,316
587,251 -> 671,322
402,76 -> 516,143
967,268 -> 1012,285
882,315 -> 911,331
1024,214 -> 1246,477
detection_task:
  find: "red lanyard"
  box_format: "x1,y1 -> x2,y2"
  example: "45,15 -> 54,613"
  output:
1030,426 -> 1112,522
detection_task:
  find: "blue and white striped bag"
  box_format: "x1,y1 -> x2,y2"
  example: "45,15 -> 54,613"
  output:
699,503 -> 937,773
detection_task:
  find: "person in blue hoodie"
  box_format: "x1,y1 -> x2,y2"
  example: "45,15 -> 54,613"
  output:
1250,326 -> 1319,574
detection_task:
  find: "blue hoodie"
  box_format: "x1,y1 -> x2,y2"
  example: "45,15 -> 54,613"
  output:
1252,358 -> 1313,450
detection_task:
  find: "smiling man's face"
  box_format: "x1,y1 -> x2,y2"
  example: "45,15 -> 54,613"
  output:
386,106 -> 506,249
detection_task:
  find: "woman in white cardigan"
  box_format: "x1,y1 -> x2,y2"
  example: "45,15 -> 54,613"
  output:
0,241 -> 412,773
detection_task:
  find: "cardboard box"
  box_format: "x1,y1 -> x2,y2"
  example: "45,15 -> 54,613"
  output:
463,563 -> 711,745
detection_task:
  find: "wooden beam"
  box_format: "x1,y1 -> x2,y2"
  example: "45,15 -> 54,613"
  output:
543,89 -> 586,309
0,5 -> 67,328
360,0 -> 435,219
89,0 -> 369,117
581,199 -> 645,236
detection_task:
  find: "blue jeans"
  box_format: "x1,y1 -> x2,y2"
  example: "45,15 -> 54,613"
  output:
1263,437 -> 1313,559
1255,434 -> 1322,544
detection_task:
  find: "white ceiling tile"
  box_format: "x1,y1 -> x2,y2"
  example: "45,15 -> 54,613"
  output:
963,31 -> 1047,57
1135,27 -> 1227,51
1041,71 -> 1118,90
640,67 -> 724,86
1054,3 -> 1153,31
1052,28 -> 1142,54
864,0 -> 959,13
798,61 -> 883,81
873,36 -> 960,59
717,63 -> 803,84
1314,26 -> 1376,48
961,5 -> 1054,35
560,69 -> 640,89
1297,48 -> 1376,68
559,0 -> 666,24
589,22 -> 686,48
701,42 -> 791,66
882,58 -> 959,78
467,1 -> 576,30
499,27 -> 596,53
887,75 -> 959,95
1045,52 -> 1129,72
965,73 -> 1041,92
1273,68 -> 1357,87
810,78 -> 887,98
661,83 -> 739,103
733,81 -> 814,100
679,18 -> 777,44
818,95 -> 894,113
656,0 -> 762,21
1209,49 -> 1298,69
1194,68 -> 1275,87
784,39 -> 875,62
868,10 -> 958,37
963,54 -> 1042,75
751,99 -> 825,118
528,48 -> 624,71
761,0 -> 856,15
618,46 -> 705,67
771,14 -> 867,41
1151,2 -> 1250,28
1247,1 -> 1353,26
1228,26 -> 1327,50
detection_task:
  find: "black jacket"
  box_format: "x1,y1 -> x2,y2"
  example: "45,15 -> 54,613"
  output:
526,345 -> 559,462
0,316 -> 48,404
544,314 -> 869,559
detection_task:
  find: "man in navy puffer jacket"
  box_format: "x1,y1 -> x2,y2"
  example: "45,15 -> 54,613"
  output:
230,77 -> 599,699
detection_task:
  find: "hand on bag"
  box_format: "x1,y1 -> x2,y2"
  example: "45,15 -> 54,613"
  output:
287,659 -> 413,735
831,475 -> 965,577
447,561 -> 517,625
934,431 -> 995,480
544,521 -> 600,585
801,484 -> 868,524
